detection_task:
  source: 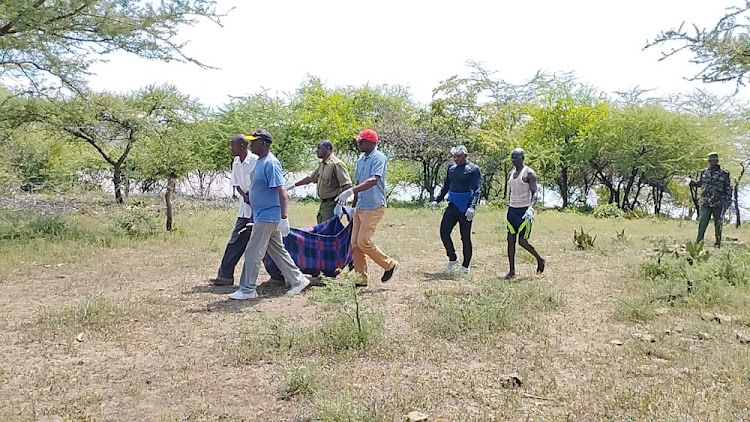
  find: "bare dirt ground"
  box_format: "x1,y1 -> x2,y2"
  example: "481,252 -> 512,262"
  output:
0,201 -> 749,421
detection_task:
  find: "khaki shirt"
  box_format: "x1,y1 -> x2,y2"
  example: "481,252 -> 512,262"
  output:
310,154 -> 352,200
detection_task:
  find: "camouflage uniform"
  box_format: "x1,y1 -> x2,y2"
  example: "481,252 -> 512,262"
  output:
694,163 -> 731,247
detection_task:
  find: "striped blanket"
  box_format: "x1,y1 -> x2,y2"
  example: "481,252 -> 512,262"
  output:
264,206 -> 354,278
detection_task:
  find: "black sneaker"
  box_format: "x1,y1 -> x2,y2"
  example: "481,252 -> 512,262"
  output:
381,263 -> 397,283
211,277 -> 234,286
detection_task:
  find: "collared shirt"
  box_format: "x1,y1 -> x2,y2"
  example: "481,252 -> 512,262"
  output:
310,154 -> 352,200
230,152 -> 259,218
698,165 -> 732,208
354,147 -> 388,210
250,152 -> 286,223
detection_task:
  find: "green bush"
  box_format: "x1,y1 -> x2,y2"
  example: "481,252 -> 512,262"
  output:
624,208 -> 648,219
0,209 -> 83,242
109,206 -> 160,238
593,203 -> 624,219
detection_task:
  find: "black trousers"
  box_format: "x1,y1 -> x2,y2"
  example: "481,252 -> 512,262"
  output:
440,203 -> 473,268
218,218 -> 284,281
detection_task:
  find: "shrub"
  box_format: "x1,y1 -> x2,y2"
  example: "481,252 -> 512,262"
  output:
593,203 -> 624,219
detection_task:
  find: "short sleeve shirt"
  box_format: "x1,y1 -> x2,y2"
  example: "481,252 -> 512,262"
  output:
354,147 -> 388,210
230,153 -> 259,218
310,154 -> 352,200
249,152 -> 285,223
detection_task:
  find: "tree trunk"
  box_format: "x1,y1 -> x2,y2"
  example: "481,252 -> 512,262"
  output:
734,184 -> 740,228
653,185 -> 664,215
113,165 -> 124,204
560,166 -> 569,208
736,163 -> 747,228
165,173 -> 177,231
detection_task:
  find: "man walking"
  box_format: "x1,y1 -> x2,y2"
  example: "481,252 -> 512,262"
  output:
335,129 -> 397,287
690,152 -> 732,248
229,129 -> 310,300
431,145 -> 481,275
505,148 -> 545,280
210,134 -> 282,286
287,139 -> 352,223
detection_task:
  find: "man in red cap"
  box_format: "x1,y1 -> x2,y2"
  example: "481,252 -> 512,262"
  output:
335,129 -> 397,287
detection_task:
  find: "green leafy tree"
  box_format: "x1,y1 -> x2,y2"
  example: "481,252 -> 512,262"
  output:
645,4 -> 750,90
0,0 -> 223,93
522,82 -> 608,208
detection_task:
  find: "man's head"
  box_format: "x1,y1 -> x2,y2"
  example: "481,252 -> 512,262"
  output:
708,152 -> 719,169
510,148 -> 525,168
247,129 -> 273,157
229,134 -> 249,157
451,145 -> 468,166
316,139 -> 334,160
355,129 -> 378,154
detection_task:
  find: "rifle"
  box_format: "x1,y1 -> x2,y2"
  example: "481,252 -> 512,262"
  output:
689,170 -> 702,218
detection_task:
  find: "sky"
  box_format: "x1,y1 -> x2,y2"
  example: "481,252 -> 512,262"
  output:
87,0 -> 750,108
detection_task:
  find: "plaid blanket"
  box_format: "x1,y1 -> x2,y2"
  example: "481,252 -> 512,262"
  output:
264,206 -> 354,278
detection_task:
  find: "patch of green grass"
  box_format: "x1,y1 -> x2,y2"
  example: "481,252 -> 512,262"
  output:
412,280 -> 563,341
631,245 -> 750,312
282,364 -> 320,400
613,296 -> 657,322
39,294 -> 125,332
231,280 -> 385,363
312,394 -> 382,422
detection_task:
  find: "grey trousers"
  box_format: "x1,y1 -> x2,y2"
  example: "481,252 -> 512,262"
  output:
217,218 -> 283,281
238,222 -> 307,293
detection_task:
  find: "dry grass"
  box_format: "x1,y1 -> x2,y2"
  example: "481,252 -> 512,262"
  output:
1,199 -> 749,421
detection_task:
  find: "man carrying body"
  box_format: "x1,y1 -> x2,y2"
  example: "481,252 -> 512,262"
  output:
505,148 -> 545,279
229,129 -> 310,300
210,134 -> 283,286
288,139 -> 352,224
431,145 -> 481,275
690,152 -> 732,248
335,129 -> 397,287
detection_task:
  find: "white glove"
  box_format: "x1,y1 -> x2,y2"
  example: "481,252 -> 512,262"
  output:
285,184 -> 297,191
523,207 -> 535,223
278,218 -> 291,237
430,201 -> 438,211
334,204 -> 343,217
335,187 -> 354,205
465,207 -> 475,221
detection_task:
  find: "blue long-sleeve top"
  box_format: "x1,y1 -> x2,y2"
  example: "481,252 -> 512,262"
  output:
435,161 -> 482,212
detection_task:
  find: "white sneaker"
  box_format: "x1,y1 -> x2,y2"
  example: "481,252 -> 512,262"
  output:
229,289 -> 258,300
444,260 -> 460,272
286,277 -> 311,296
458,266 -> 470,275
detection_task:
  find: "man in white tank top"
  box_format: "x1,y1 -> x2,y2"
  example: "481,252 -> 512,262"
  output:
505,148 -> 545,279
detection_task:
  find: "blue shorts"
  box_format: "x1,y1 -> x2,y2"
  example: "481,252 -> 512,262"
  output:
506,207 -> 532,239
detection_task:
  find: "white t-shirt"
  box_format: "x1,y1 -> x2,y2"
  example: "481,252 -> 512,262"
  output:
230,153 -> 259,218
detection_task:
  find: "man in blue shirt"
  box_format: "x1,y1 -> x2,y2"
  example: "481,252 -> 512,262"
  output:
335,129 -> 397,287
431,145 -> 481,275
229,129 -> 310,300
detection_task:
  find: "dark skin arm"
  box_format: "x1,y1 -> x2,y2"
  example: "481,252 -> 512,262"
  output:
294,176 -> 313,186
275,186 -> 289,219
235,186 -> 250,205
526,170 -> 539,208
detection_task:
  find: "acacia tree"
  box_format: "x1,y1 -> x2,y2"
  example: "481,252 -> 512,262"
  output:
46,84 -> 195,203
522,82 -> 608,208
587,105 -> 710,213
0,0 -> 223,94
